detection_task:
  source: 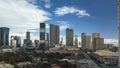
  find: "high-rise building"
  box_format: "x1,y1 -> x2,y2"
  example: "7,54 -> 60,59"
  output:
11,36 -> 16,47
93,38 -> 104,50
40,23 -> 46,51
24,31 -> 32,47
26,31 -> 30,40
11,36 -> 21,47
92,33 -> 100,39
81,33 -> 91,49
45,33 -> 49,50
74,35 -> 78,47
66,28 -> 73,46
81,33 -> 86,49
92,33 -> 104,51
0,27 -> 9,46
50,24 -> 59,47
34,40 -> 39,48
85,35 -> 91,49
92,33 -> 100,50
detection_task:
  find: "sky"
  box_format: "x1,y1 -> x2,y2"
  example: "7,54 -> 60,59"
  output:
0,0 -> 118,46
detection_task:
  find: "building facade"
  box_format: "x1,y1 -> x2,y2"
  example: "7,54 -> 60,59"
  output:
50,24 -> 59,47
45,33 -> 49,50
40,23 -> 46,51
24,31 -> 32,47
93,38 -> 104,50
85,35 -> 91,49
11,36 -> 21,47
66,28 -> 73,46
92,33 -> 104,51
81,33 -> 87,49
74,35 -> 78,47
0,27 -> 9,46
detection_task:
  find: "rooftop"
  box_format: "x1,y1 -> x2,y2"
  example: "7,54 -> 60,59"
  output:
94,50 -> 118,56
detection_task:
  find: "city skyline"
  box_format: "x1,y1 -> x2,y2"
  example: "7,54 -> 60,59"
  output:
0,0 -> 118,46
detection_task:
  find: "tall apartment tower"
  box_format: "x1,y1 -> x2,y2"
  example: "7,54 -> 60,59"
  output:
74,35 -> 78,47
0,27 -> 9,46
92,33 -> 100,50
81,33 -> 91,49
86,35 -> 91,49
81,33 -> 87,49
40,23 -> 46,51
118,0 -> 120,67
66,28 -> 73,46
46,33 -> 49,50
50,24 -> 59,47
92,33 -> 104,51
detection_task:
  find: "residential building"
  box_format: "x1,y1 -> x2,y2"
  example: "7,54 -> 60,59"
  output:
66,28 -> 73,46
50,24 -> 59,47
81,33 -> 86,49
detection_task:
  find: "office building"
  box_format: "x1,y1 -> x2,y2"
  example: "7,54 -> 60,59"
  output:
11,36 -> 21,47
81,33 -> 91,49
50,24 -> 60,47
40,23 -> 46,51
86,35 -> 91,49
0,27 -> 9,46
24,31 -> 32,47
45,33 -> 49,50
93,37 -> 104,50
74,35 -> 78,47
11,38 -> 16,47
26,31 -> 30,40
66,28 -> 73,46
92,33 -> 100,39
34,40 -> 39,48
81,33 -> 86,49
92,33 -> 102,51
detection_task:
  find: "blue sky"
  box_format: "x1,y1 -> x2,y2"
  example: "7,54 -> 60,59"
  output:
41,0 -> 117,39
0,0 -> 118,45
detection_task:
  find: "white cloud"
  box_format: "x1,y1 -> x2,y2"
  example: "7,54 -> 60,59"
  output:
42,0 -> 51,8
0,0 -> 51,44
104,38 -> 118,46
54,6 -> 90,17
56,21 -> 71,31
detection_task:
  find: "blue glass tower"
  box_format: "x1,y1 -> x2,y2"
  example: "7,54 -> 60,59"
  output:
0,27 -> 9,46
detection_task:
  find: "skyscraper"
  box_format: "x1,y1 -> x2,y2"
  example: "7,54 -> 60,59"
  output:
0,27 -> 9,46
92,33 -> 100,50
40,23 -> 46,51
81,33 -> 87,49
26,31 -> 30,40
74,35 -> 78,47
66,28 -> 73,46
50,24 -> 59,47
85,35 -> 91,49
11,36 -> 21,47
24,31 -> 32,47
81,33 -> 91,49
92,33 -> 104,51
93,38 -> 104,50
45,33 -> 49,50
